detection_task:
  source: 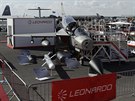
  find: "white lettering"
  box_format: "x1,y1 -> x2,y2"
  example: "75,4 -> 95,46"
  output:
69,91 -> 74,97
74,90 -> 80,96
91,87 -> 97,93
107,84 -> 113,91
86,88 -> 91,94
80,89 -> 86,95
102,85 -> 107,92
68,84 -> 113,98
97,86 -> 102,92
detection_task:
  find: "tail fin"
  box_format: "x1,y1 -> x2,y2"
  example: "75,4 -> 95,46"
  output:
2,5 -> 11,16
96,13 -> 100,19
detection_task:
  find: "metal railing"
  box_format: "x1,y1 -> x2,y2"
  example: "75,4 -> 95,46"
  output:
116,70 -> 135,97
1,59 -> 52,101
28,82 -> 52,101
1,60 -> 29,101
2,57 -> 135,101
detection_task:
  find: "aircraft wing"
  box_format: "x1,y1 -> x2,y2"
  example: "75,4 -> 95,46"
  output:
56,29 -> 69,36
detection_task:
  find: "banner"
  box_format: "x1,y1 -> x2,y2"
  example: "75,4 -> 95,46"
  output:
0,84 -> 9,101
52,73 -> 116,101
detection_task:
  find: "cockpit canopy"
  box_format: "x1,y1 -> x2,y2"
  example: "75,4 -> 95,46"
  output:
74,27 -> 90,36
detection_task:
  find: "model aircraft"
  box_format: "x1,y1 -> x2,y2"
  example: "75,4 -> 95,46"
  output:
15,15 -> 102,79
58,2 -> 93,57
56,15 -> 94,67
11,3 -> 103,79
10,15 -> 94,56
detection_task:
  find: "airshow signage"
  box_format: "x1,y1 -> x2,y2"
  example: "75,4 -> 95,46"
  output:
27,19 -> 53,25
52,73 -> 116,101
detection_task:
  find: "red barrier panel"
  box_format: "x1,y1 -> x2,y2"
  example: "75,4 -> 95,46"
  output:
0,84 -> 9,101
52,73 -> 116,101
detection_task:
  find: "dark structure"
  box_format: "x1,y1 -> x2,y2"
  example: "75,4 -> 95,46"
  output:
2,5 -> 11,16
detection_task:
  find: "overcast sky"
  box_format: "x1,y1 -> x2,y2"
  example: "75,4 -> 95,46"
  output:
0,0 -> 135,17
